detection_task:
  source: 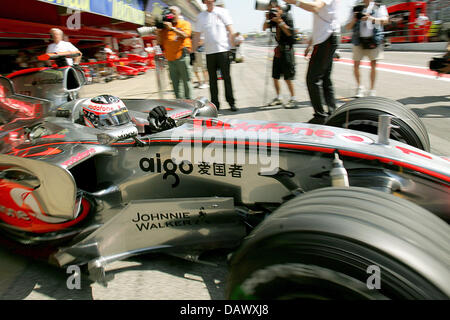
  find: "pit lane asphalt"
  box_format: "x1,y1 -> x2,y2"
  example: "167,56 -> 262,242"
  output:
0,43 -> 449,300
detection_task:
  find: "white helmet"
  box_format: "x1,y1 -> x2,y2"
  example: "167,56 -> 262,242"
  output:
82,95 -> 131,129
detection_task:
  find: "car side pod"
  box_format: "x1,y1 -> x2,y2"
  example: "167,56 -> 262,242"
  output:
51,197 -> 247,284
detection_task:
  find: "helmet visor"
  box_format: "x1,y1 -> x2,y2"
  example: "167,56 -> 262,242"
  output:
98,108 -> 131,127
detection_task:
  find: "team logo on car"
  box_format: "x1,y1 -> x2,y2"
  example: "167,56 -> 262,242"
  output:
338,133 -> 374,145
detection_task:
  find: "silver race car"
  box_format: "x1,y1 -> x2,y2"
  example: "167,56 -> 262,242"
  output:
0,58 -> 449,299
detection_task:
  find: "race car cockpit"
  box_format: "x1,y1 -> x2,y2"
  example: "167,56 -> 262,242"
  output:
74,94 -> 176,146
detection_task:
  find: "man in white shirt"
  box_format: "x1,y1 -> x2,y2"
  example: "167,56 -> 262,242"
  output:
286,0 -> 340,124
346,1 -> 388,97
192,0 -> 237,111
46,28 -> 82,66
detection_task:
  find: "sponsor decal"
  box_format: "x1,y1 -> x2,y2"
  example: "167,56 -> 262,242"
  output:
191,119 -> 335,138
0,187 -> 65,224
61,148 -> 96,167
338,133 -> 374,144
170,110 -> 192,119
21,147 -> 62,158
85,104 -> 116,113
139,153 -> 194,188
396,146 -> 432,160
198,162 -> 243,178
131,209 -> 209,231
139,153 -> 244,187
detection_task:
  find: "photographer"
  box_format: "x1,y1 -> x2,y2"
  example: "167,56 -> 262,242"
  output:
286,0 -> 340,123
345,0 -> 388,98
157,6 -> 193,99
263,0 -> 297,108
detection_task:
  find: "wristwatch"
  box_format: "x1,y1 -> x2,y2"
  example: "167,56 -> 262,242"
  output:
296,0 -> 301,7
279,21 -> 286,27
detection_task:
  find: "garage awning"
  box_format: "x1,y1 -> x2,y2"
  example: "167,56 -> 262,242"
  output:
38,0 -> 145,25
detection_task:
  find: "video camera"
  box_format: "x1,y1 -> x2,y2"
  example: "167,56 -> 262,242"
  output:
255,0 -> 291,28
136,7 -> 175,35
155,8 -> 175,29
353,4 -> 365,20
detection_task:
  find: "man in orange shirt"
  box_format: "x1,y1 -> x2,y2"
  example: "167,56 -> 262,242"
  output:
157,6 -> 193,99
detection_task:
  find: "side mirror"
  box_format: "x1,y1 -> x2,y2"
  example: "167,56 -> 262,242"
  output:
193,96 -> 218,118
73,65 -> 87,86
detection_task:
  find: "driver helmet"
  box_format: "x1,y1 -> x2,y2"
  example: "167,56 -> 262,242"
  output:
82,95 -> 131,129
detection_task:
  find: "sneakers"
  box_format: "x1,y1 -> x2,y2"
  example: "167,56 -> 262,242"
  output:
285,99 -> 298,109
368,89 -> 376,97
268,97 -> 282,106
199,83 -> 209,89
355,86 -> 365,98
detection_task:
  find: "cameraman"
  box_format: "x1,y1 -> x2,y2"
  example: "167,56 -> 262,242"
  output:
345,0 -> 388,98
157,6 -> 193,99
286,0 -> 340,124
264,0 -> 297,108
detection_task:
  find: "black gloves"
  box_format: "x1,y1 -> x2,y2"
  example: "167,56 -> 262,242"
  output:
147,106 -> 176,132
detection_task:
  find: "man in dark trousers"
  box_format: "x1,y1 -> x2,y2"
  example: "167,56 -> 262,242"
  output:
192,0 -> 237,112
286,0 -> 340,124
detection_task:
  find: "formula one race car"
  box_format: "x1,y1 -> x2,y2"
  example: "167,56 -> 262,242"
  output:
0,56 -> 449,300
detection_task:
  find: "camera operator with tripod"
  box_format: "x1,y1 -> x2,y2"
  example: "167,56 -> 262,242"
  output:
286,0 -> 340,124
345,0 -> 388,98
262,0 -> 297,108
156,6 -> 193,99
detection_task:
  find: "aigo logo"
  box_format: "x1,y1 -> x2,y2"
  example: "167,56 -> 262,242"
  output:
139,153 -> 194,188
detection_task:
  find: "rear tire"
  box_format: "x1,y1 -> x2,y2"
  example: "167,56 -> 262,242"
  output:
227,187 -> 450,300
325,97 -> 430,152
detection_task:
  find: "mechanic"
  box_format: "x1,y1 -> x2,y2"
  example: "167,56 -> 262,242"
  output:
193,0 -> 238,112
345,0 -> 389,98
157,6 -> 193,100
46,28 -> 82,66
286,0 -> 339,124
264,0 -> 298,109
79,95 -> 174,134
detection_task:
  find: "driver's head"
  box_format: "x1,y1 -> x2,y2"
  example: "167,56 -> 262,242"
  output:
50,28 -> 64,43
82,95 -> 131,129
